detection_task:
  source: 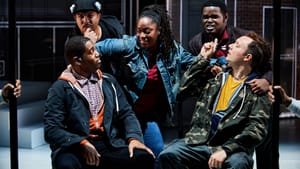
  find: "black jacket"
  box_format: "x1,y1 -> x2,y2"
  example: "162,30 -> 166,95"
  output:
44,68 -> 143,166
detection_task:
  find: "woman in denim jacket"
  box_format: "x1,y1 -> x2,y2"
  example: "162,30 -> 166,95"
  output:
95,4 -> 197,164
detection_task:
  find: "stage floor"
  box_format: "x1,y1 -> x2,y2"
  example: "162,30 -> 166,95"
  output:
1,118 -> 299,169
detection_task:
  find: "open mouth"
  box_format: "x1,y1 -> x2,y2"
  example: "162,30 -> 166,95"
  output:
205,25 -> 215,33
139,38 -> 149,45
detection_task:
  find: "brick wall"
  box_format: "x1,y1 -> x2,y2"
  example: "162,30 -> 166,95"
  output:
227,0 -> 299,98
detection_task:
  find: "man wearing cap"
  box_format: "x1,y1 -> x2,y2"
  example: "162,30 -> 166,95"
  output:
68,0 -> 124,74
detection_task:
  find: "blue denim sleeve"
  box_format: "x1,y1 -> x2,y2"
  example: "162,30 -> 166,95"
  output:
95,35 -> 136,57
176,44 -> 197,70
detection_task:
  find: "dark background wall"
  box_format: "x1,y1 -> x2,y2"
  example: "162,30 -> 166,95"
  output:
0,0 -> 299,98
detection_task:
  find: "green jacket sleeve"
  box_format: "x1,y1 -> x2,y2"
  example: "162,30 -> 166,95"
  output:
177,56 -> 212,100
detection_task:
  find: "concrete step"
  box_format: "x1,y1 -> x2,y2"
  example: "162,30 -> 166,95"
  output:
18,124 -> 46,149
0,100 -> 46,148
2,124 -> 46,149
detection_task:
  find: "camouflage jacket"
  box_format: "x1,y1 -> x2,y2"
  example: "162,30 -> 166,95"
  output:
179,56 -> 271,156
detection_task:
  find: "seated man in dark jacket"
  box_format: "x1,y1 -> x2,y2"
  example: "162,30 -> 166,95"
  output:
187,1 -> 273,168
44,35 -> 154,169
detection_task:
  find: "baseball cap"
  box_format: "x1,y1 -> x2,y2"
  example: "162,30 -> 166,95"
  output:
70,0 -> 102,14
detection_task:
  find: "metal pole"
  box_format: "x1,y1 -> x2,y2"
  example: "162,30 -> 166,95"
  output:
272,0 -> 281,168
8,0 -> 19,168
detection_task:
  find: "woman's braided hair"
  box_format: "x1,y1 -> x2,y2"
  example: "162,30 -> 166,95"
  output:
139,4 -> 175,56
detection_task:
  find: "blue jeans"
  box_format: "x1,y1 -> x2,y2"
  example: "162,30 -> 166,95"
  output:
144,122 -> 164,169
158,139 -> 253,169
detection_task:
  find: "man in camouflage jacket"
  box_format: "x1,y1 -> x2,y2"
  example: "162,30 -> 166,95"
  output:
158,32 -> 271,169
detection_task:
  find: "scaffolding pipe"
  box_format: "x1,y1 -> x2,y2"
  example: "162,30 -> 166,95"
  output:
8,0 -> 19,169
272,0 -> 281,169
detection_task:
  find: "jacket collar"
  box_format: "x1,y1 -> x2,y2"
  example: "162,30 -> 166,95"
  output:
58,64 -> 103,85
223,68 -> 260,83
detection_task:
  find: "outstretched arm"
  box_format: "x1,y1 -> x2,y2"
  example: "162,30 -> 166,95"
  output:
272,85 -> 300,116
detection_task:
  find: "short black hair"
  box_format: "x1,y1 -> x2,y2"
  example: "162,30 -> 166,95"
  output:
64,36 -> 90,63
201,0 -> 227,15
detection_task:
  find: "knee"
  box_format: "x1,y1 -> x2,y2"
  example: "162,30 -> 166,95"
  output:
55,160 -> 80,169
54,153 -> 82,169
133,150 -> 155,169
144,122 -> 164,157
157,151 -> 179,169
158,151 -> 176,163
151,142 -> 164,157
225,153 -> 253,169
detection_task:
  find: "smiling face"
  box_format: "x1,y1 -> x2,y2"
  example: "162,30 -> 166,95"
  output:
201,6 -> 227,35
136,16 -> 161,51
74,11 -> 101,34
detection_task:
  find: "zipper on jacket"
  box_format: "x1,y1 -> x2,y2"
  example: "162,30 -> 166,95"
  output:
232,86 -> 246,119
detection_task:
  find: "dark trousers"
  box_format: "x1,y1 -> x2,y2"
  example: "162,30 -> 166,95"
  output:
158,139 -> 253,169
54,139 -> 154,169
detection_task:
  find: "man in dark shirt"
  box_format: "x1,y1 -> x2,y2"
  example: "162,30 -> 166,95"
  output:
188,0 -> 272,88
67,0 -> 124,74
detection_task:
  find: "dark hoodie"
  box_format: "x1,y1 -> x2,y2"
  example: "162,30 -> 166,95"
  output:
44,66 -> 143,166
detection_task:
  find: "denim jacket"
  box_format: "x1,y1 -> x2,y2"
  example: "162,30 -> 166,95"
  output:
95,36 -> 196,125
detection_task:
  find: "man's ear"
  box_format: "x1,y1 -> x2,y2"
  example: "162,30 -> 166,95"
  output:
244,53 -> 252,61
224,13 -> 229,23
77,57 -> 82,62
73,56 -> 82,64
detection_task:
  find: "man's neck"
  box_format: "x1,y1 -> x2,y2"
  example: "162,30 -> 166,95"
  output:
203,32 -> 219,42
72,67 -> 91,79
203,28 -> 226,42
231,66 -> 251,81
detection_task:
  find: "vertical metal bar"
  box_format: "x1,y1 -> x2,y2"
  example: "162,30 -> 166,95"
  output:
8,0 -> 18,169
233,0 -> 237,27
52,27 -> 56,81
129,0 -> 133,34
121,0 -> 126,33
272,0 -> 281,169
17,27 -> 20,79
